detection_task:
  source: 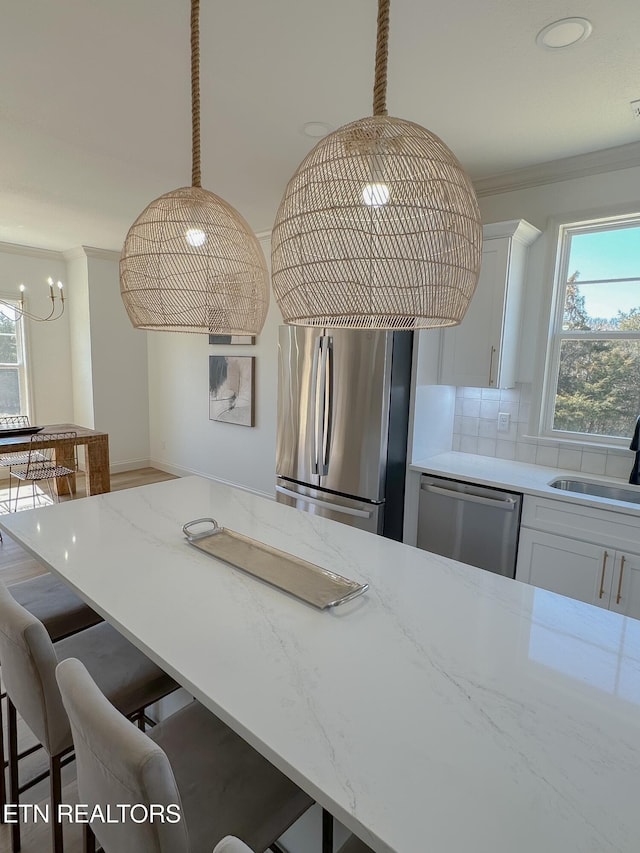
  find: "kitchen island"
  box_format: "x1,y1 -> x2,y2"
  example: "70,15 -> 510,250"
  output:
1,475 -> 639,852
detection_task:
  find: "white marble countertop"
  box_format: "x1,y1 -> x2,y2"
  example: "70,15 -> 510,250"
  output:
2,475 -> 640,852
412,451 -> 640,515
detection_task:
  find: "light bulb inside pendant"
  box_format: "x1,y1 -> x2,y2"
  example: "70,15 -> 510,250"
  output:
185,228 -> 207,247
362,182 -> 390,207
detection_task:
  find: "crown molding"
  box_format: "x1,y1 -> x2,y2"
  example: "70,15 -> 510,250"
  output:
82,246 -> 121,261
62,247 -> 88,261
474,140 -> 640,198
63,246 -> 120,262
0,240 -> 63,261
483,219 -> 541,246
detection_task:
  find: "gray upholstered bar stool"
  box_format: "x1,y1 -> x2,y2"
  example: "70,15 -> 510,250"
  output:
213,839 -> 254,853
56,658 -> 315,853
0,580 -> 178,853
0,573 -> 102,819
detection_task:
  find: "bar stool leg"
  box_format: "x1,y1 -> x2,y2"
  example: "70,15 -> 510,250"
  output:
50,754 -> 64,853
83,824 -> 96,853
322,807 -> 334,853
0,691 -> 6,823
7,698 -> 20,852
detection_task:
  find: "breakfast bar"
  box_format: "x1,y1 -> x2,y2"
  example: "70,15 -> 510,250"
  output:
1,475 -> 639,852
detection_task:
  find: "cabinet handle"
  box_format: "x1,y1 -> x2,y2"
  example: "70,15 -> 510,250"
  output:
616,555 -> 626,605
488,346 -> 496,386
599,550 -> 609,599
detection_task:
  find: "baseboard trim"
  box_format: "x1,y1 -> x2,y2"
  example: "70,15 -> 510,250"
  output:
0,459 -> 154,479
109,458 -> 152,474
150,459 -> 275,500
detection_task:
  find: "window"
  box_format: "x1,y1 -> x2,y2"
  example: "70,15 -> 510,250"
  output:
0,301 -> 29,416
543,214 -> 640,444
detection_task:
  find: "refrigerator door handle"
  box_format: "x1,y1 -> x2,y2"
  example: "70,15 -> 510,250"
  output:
310,338 -> 321,475
316,336 -> 329,476
275,485 -> 373,519
320,336 -> 332,476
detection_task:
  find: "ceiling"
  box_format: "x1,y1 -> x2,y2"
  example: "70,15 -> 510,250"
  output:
1,0 -> 640,253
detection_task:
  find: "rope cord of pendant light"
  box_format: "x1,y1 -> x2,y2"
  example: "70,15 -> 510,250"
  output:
191,0 -> 201,187
373,0 -> 390,116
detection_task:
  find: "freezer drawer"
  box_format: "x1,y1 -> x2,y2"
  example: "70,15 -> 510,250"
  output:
417,475 -> 522,578
275,478 -> 383,536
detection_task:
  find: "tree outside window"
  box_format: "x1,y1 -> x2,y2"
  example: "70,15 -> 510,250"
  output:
546,217 -> 640,442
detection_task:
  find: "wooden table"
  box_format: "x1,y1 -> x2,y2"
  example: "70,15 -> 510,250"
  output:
1,476 -> 640,852
0,423 -> 110,496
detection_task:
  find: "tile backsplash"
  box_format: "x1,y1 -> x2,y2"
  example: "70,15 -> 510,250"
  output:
452,383 -> 633,480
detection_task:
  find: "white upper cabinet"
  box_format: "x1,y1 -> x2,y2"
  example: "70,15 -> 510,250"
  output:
439,219 -> 541,389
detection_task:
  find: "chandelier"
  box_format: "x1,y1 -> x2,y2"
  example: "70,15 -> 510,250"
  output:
271,0 -> 483,329
0,278 -> 65,322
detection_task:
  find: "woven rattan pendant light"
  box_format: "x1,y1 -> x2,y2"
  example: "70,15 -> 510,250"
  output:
271,0 -> 482,329
120,0 -> 269,335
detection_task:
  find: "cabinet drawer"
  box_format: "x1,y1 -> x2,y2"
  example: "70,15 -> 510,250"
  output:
521,495 -> 640,552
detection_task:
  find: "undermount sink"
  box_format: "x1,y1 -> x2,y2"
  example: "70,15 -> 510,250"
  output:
549,477 -> 640,505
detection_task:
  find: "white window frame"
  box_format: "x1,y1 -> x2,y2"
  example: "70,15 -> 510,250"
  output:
540,211 -> 640,447
0,296 -> 32,420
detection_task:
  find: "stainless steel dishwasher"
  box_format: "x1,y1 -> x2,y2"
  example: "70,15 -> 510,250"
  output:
417,474 -> 522,577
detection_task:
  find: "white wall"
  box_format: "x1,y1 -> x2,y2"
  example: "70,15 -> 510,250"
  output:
63,247 -> 150,469
65,251 -> 95,429
84,250 -> 150,469
147,235 -> 282,497
0,243 -> 74,424
408,331 -> 453,462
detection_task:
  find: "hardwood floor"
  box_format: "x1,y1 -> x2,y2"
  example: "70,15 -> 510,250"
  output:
0,467 -> 178,853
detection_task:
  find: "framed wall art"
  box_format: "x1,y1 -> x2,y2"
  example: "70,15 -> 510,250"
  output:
208,335 -> 255,345
209,355 -> 255,427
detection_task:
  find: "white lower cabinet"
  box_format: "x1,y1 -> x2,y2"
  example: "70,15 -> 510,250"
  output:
517,529 -> 612,608
516,496 -> 640,620
609,551 -> 640,618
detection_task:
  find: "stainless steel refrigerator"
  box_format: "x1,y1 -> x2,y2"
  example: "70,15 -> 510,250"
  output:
275,326 -> 413,540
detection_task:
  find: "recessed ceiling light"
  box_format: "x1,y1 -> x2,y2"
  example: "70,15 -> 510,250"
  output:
536,17 -> 593,50
301,121 -> 333,138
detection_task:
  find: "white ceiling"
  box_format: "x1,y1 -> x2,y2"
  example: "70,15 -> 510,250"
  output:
2,0 -> 640,252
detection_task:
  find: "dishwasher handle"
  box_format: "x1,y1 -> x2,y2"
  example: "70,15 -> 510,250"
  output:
420,482 -> 518,511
